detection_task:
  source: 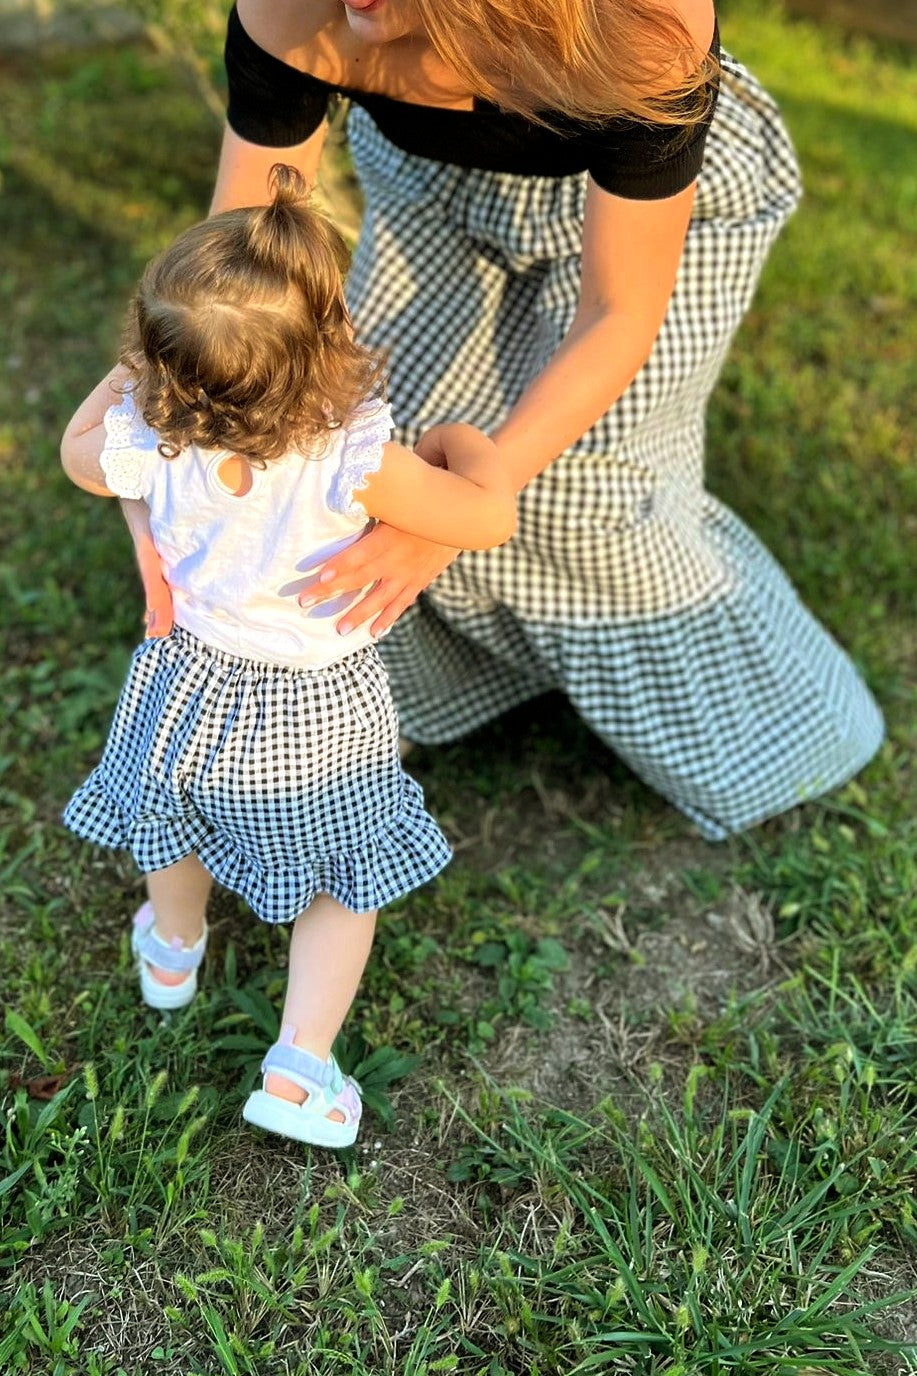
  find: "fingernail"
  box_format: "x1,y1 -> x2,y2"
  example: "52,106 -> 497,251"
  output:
337,622 -> 352,636
319,568 -> 336,584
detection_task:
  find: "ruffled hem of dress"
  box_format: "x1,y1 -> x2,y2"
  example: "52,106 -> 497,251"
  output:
379,513 -> 886,843
63,784 -> 451,923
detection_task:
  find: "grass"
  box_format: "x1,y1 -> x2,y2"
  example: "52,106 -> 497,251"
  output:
1,1 -> 915,1371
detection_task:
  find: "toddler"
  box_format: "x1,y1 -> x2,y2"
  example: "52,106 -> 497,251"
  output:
61,165 -> 515,1150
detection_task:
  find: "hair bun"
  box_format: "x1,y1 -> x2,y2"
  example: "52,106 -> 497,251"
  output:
268,163 -> 308,208
244,164 -> 314,270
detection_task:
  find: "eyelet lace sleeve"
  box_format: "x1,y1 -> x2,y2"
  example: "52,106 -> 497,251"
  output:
327,398 -> 394,519
99,392 -> 160,500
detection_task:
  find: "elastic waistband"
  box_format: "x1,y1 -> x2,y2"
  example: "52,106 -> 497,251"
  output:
143,625 -> 380,681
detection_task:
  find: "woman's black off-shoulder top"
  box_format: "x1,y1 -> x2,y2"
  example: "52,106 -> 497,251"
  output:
225,4 -> 720,201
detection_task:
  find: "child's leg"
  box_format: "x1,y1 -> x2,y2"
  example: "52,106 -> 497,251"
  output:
265,893 -> 377,1118
144,856 -> 211,987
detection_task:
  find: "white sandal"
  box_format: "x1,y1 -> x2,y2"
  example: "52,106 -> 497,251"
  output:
131,901 -> 207,1011
242,1024 -> 363,1149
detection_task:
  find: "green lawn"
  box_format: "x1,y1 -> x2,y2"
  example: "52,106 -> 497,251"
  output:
0,3 -> 915,1372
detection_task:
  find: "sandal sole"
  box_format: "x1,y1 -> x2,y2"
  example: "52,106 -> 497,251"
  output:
131,913 -> 206,1011
242,1089 -> 359,1149
137,961 -> 199,1010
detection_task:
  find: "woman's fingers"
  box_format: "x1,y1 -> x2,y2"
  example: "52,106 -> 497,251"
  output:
297,524 -> 459,635
298,526 -> 395,606
367,590 -> 421,639
336,580 -> 413,637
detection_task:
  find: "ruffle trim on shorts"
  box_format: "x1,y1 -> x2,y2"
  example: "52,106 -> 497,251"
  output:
63,779 -> 451,923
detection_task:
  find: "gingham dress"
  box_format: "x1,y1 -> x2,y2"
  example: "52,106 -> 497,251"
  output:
343,57 -> 884,840
64,405 -> 451,922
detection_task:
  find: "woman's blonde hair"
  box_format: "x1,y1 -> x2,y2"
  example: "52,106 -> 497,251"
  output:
121,165 -> 384,464
413,0 -> 718,127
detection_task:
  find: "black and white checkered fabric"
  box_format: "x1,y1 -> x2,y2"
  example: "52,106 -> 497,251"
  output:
64,629 -> 451,921
344,55 -> 884,839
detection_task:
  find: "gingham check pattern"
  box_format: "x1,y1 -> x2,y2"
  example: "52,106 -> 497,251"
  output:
342,57 -> 884,840
64,629 -> 451,921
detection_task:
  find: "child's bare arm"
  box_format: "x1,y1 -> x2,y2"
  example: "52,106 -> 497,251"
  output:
357,424 -> 516,550
62,369 -> 174,635
120,499 -> 174,638
60,370 -> 125,496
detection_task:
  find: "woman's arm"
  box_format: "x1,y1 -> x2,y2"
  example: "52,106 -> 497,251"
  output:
306,179 -> 697,636
489,0 -> 713,485
120,498 -> 174,637
493,176 -> 697,490
62,370 -> 174,635
211,0 -> 331,211
211,121 -> 328,213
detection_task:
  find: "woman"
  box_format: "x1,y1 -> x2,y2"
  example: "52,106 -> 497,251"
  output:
158,0 -> 884,839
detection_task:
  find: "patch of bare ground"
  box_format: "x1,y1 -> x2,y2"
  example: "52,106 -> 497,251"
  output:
209,1126 -> 476,1247
15,1235 -> 194,1376
473,872 -> 786,1115
16,1150 -> 442,1374
859,1251 -> 917,1375
437,757 -> 685,877
410,704 -> 796,1115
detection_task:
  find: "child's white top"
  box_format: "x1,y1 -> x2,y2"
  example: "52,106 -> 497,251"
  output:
100,390 -> 393,669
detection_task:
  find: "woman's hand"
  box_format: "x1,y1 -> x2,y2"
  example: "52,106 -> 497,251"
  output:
299,523 -> 459,638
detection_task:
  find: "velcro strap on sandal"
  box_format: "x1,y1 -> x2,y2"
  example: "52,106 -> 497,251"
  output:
133,902 -> 206,973
261,1041 -> 340,1093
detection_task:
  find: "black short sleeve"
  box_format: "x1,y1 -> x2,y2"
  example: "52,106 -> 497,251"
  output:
584,109 -> 715,199
224,4 -> 330,147
583,24 -> 721,199
222,2 -> 720,195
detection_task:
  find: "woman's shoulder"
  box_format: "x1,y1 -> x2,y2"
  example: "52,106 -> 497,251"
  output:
230,0 -> 474,108
667,0 -> 716,47
635,0 -> 716,90
235,0 -> 342,73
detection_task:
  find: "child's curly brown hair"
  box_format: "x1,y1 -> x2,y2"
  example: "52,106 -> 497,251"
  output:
121,164 -> 385,464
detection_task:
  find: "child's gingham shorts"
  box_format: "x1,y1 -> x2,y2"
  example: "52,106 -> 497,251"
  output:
64,628 -> 451,921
